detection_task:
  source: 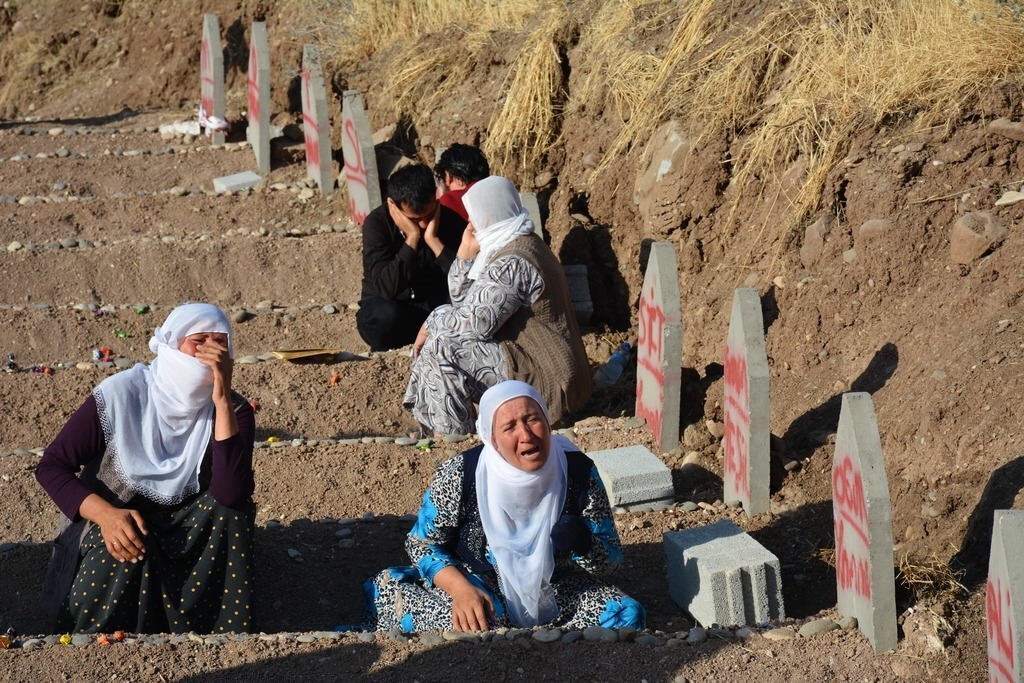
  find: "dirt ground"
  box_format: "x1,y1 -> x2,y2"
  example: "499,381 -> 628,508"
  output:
2,1 -> 1022,680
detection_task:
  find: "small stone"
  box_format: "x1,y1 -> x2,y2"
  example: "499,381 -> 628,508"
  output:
296,635 -> 316,643
287,548 -> 302,559
48,127 -> 64,136
532,628 -> 561,643
561,630 -> 583,644
357,631 -> 376,643
635,634 -> 662,646
72,634 -> 93,647
838,616 -> 858,630
705,420 -> 724,438
114,358 -> 134,369
76,362 -> 94,370
442,434 -> 470,443
231,310 -> 253,324
686,627 -> 707,645
442,630 -> 478,642
798,618 -> 839,637
335,528 -> 353,538
505,628 -> 531,641
322,304 -> 338,314
762,627 -> 797,641
735,627 -> 754,639
680,501 -> 699,512
582,626 -> 617,642
298,187 -> 316,200
708,627 -> 734,640
21,638 -> 42,649
55,147 -> 70,158
395,437 -> 417,446
420,633 -> 444,646
7,241 -> 23,252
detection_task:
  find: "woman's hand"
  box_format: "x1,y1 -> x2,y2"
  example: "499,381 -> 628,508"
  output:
193,336 -> 240,440
457,223 -> 479,261
79,493 -> 148,563
413,324 -> 429,359
434,565 -> 494,631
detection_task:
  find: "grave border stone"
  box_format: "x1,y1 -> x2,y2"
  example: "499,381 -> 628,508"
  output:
723,287 -> 770,516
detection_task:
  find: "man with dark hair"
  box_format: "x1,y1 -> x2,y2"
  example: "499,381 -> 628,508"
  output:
434,143 -> 490,221
357,164 -> 467,351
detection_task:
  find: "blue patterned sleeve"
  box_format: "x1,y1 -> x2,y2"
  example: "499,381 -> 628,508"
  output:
405,456 -> 465,586
573,466 -> 624,574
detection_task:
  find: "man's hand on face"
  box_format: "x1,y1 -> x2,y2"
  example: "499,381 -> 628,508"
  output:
388,198 -> 422,249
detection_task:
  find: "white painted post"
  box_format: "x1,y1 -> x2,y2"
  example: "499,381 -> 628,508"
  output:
300,45 -> 333,195
341,90 -> 382,225
200,14 -> 227,146
246,22 -> 271,175
987,510 -> 1024,683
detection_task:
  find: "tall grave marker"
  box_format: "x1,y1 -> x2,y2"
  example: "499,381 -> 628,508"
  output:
200,14 -> 226,145
987,510 -> 1024,683
832,392 -> 897,652
246,22 -> 271,174
635,242 -> 682,452
341,90 -> 382,225
301,45 -> 333,195
723,288 -> 770,516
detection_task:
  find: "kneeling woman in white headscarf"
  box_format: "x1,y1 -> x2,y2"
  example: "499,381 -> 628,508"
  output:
362,380 -> 644,632
36,303 -> 256,634
403,175 -> 591,436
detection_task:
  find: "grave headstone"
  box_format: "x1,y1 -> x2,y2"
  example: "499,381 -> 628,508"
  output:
301,45 -> 333,195
832,392 -> 897,652
341,90 -> 382,225
635,242 -> 682,452
723,288 -> 770,516
987,509 -> 1024,683
246,22 -> 271,174
563,265 -> 593,326
200,14 -> 226,145
519,191 -> 544,239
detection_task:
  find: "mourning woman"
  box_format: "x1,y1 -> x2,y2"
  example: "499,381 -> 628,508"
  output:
364,380 -> 645,632
404,175 -> 591,436
36,303 -> 256,634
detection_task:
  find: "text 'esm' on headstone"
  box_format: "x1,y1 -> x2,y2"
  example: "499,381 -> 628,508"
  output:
246,22 -> 271,175
634,241 -> 682,452
341,90 -> 382,226
199,13 -> 226,145
722,287 -> 770,516
832,392 -> 897,652
987,509 -> 1024,683
301,44 -> 333,195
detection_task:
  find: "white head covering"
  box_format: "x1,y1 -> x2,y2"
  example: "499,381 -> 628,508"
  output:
93,303 -> 232,505
462,176 -> 536,280
474,380 -> 579,627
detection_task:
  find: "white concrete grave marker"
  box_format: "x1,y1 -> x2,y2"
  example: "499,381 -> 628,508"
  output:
341,90 -> 382,225
832,392 -> 897,652
246,22 -> 271,175
988,510 -> 1024,683
200,14 -> 227,145
635,242 -> 682,452
723,288 -> 770,516
519,191 -> 544,239
301,45 -> 333,195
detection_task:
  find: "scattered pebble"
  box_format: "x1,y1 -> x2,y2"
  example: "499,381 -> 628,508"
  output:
798,618 -> 839,638
762,627 -> 797,641
686,627 -> 707,645
532,628 -> 561,643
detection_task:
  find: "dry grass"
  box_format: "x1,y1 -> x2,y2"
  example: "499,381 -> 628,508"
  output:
897,554 -> 967,601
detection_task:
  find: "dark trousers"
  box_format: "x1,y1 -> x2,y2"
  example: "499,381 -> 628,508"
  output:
356,297 -> 431,351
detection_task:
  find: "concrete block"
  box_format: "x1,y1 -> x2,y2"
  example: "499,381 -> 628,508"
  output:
341,90 -> 382,225
213,171 -> 262,193
664,519 -> 784,627
635,242 -> 682,452
562,264 -> 593,326
587,445 -> 674,509
199,14 -> 226,146
987,510 -> 1024,683
723,288 -> 770,516
833,392 -> 897,652
300,45 -> 333,195
246,22 -> 271,174
519,191 -> 544,239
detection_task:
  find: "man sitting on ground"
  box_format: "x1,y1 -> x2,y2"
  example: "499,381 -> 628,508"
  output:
357,164 -> 467,351
434,143 -> 490,221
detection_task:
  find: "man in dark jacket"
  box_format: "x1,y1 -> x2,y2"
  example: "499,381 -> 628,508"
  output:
357,164 -> 466,351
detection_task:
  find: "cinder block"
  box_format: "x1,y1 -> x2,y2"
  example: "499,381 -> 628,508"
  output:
664,519 -> 785,627
562,264 -> 593,326
588,445 -> 674,509
213,171 -> 262,193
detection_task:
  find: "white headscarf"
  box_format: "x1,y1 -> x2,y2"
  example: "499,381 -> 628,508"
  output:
93,303 -> 232,505
474,380 -> 579,627
462,176 -> 536,280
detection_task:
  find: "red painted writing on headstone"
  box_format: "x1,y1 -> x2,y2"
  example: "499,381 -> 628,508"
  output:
247,42 -> 260,123
636,282 -> 666,447
987,577 -> 1016,683
344,119 -> 369,225
723,344 -> 750,500
200,35 -> 214,116
301,69 -> 320,170
833,453 -> 871,599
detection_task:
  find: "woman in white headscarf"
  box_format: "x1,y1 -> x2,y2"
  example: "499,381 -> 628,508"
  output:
36,303 -> 256,634
403,175 -> 591,436
360,380 -> 644,632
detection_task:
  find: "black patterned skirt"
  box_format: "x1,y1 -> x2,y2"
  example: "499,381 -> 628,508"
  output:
56,491 -> 255,634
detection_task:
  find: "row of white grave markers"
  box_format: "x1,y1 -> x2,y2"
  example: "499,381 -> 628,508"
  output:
988,510 -> 1024,682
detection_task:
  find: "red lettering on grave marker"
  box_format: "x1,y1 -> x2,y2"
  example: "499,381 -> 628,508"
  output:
200,36 -> 214,116
247,42 -> 259,123
833,453 -> 872,599
723,344 -> 751,500
344,118 -> 369,225
301,69 -> 320,170
988,577 -> 1016,683
636,282 -> 666,447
